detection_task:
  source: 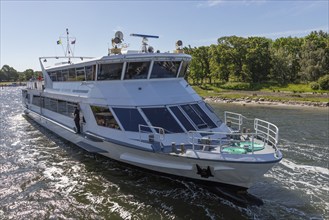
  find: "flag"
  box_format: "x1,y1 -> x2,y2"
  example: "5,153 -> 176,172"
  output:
57,39 -> 62,45
71,39 -> 76,44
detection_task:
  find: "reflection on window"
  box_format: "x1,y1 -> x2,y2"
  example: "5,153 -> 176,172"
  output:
124,62 -> 150,79
141,107 -> 183,133
68,68 -> 76,81
112,108 -> 151,132
49,72 -> 57,81
34,96 -> 77,117
32,95 -> 42,106
151,61 -> 180,78
178,61 -> 189,78
58,100 -> 67,114
56,71 -> 63,81
98,63 -> 123,80
62,70 -> 69,81
181,105 -> 207,129
91,106 -> 121,130
76,67 -> 85,81
169,106 -> 196,131
85,65 -> 95,81
190,104 -> 216,128
49,99 -> 58,112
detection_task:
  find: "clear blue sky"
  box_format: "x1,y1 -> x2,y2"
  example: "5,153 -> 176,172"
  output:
1,0 -> 328,72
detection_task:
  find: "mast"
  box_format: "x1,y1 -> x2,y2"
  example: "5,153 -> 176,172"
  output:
65,28 -> 74,63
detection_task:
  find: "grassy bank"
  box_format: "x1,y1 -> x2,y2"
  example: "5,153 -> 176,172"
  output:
193,83 -> 329,104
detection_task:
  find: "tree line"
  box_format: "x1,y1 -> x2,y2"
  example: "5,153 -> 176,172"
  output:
183,30 -> 329,89
1,30 -> 328,89
0,65 -> 41,83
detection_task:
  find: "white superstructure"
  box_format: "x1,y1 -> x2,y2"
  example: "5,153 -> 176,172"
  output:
22,30 -> 282,189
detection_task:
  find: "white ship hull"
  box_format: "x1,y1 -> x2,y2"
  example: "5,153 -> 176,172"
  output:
22,32 -> 282,189
24,107 -> 281,189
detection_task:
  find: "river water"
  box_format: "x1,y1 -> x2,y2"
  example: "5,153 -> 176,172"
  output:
0,87 -> 328,220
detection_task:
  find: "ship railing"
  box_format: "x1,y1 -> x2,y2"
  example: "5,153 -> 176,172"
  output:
187,130 -> 276,155
224,111 -> 244,132
254,118 -> 279,150
224,111 -> 279,147
138,124 -> 165,143
188,113 -> 279,154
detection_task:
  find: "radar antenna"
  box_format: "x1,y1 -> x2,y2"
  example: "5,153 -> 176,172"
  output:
130,33 -> 159,53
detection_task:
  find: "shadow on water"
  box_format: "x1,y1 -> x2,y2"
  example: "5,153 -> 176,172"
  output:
22,114 -> 265,219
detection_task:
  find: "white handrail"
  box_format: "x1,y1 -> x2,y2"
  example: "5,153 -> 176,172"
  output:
138,124 -> 165,142
254,118 -> 279,147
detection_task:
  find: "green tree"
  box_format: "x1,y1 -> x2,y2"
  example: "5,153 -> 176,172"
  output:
23,69 -> 36,81
271,37 -> 302,83
299,31 -> 329,82
0,65 -> 19,82
217,36 -> 247,81
244,37 -> 272,83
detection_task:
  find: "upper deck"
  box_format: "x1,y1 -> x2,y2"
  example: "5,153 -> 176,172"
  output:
38,31 -> 191,91
41,53 -> 191,87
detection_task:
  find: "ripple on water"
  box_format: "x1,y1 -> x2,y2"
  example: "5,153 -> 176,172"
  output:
1,87 -> 328,219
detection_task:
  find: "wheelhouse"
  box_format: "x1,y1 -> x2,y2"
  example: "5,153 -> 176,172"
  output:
45,54 -> 190,82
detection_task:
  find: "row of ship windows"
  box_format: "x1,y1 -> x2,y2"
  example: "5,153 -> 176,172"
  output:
47,61 -> 189,82
30,95 -> 217,133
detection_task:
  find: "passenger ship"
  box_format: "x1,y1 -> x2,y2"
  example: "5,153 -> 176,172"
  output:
22,30 -> 282,189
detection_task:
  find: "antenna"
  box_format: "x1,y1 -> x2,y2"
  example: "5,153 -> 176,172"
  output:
110,31 -> 125,55
115,31 -> 124,41
175,40 -> 184,53
130,33 -> 159,53
57,28 -> 76,63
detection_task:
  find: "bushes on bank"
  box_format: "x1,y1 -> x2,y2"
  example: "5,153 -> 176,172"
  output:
310,82 -> 320,90
318,74 -> 329,90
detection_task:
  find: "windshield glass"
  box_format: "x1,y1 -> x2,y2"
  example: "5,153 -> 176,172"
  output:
124,61 -> 150,79
150,61 -> 180,78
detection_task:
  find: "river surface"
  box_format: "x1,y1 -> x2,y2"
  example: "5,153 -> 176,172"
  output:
0,87 -> 328,220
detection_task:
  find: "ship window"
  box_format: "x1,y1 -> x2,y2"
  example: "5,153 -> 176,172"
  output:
85,65 -> 95,81
32,95 -> 41,106
26,94 -> 31,103
62,69 -> 69,81
76,67 -> 86,81
44,97 -> 51,109
67,102 -> 77,118
56,71 -> 64,81
58,100 -> 67,115
112,108 -> 151,132
98,63 -> 123,80
49,99 -> 58,112
169,106 -> 196,131
49,72 -> 57,81
124,61 -> 150,79
178,61 -> 189,78
150,61 -> 180,78
190,104 -> 216,128
90,106 -> 121,130
68,68 -> 76,81
181,104 -> 207,129
141,107 -> 183,133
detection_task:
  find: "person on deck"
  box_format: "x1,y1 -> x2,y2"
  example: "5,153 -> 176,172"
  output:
74,106 -> 81,134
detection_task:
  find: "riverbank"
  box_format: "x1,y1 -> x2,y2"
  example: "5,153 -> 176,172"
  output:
200,90 -> 329,108
205,96 -> 329,108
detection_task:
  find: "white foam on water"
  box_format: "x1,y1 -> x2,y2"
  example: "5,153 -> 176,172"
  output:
108,200 -> 133,220
281,158 -> 329,176
265,158 -> 329,218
